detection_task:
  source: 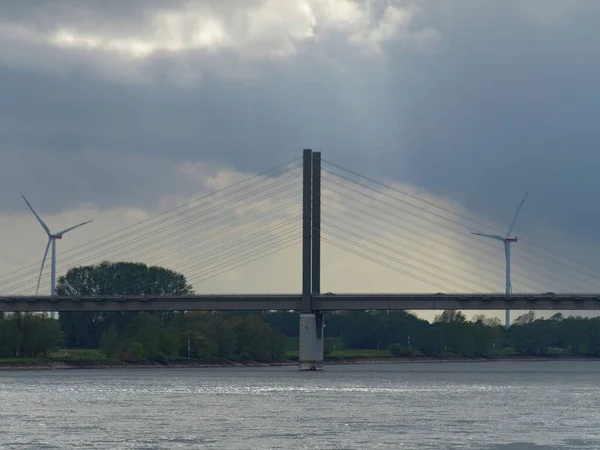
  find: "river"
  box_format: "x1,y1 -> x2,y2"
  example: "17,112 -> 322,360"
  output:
1,361 -> 599,449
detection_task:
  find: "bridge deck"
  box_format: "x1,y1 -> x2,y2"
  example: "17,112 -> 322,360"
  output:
0,293 -> 599,312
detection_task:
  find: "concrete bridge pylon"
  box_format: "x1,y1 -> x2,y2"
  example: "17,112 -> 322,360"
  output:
299,149 -> 325,371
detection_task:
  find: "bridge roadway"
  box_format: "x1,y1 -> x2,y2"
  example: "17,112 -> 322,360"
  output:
0,293 -> 599,312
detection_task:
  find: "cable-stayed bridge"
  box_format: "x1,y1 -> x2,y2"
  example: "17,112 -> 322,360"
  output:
2,150 -> 600,369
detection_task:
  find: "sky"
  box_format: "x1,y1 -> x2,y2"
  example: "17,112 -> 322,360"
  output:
1,0 -> 600,321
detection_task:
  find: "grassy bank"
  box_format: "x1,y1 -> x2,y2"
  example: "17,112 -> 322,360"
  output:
0,348 -> 297,371
285,349 -> 393,359
2,347 -> 598,371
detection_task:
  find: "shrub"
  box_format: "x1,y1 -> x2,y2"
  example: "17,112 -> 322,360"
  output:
129,342 -> 144,360
154,351 -> 169,365
238,351 -> 254,362
389,343 -> 414,357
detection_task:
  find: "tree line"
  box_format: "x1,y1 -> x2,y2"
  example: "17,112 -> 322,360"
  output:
0,262 -> 285,362
1,262 -> 600,360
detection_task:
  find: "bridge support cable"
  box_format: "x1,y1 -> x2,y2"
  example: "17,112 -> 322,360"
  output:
161,222 -> 301,283
321,179 -> 549,292
12,213 -> 301,295
320,237 -> 460,293
323,159 -> 600,281
56,232 -> 303,296
321,229 -> 468,293
319,193 -> 552,292
80,172 -> 298,269
320,181 -> 560,294
185,233 -> 302,286
56,186 -> 302,289
321,176 -> 526,276
321,173 -> 540,287
321,201 -> 525,291
0,158 -> 302,288
3,161 -> 303,295
321,160 -> 600,292
321,165 -> 599,293
61,221 -> 303,296
320,219 -> 501,293
20,204 -> 303,296
119,204 -> 300,272
46,181 -> 301,286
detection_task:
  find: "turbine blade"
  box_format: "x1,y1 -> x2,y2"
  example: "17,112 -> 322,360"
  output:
36,238 -> 52,295
56,220 -> 92,236
505,192 -> 528,238
22,195 -> 51,236
471,232 -> 505,241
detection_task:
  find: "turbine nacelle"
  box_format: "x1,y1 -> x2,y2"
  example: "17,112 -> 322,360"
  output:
470,233 -> 518,243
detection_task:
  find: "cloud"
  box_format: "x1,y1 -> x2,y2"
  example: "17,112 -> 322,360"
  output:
0,0 -> 438,216
370,0 -> 600,244
0,146 -> 221,215
1,0 -> 600,322
0,0 -> 437,84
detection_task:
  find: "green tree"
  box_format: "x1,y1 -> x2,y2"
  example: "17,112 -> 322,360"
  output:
129,342 -> 144,361
0,314 -> 20,357
99,324 -> 122,357
230,315 -> 286,362
180,330 -> 217,360
514,311 -> 535,325
434,310 -> 467,324
472,314 -> 502,328
0,313 -> 63,357
340,311 -> 427,350
57,262 -> 193,349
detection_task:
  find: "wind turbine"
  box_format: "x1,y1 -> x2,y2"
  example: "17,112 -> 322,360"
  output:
472,193 -> 528,330
22,195 -> 92,319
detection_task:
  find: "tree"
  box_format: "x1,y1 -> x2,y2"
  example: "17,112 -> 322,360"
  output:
514,311 -> 535,326
57,261 -> 193,296
434,310 -> 467,324
230,315 -> 286,362
473,314 -> 503,328
57,262 -> 193,349
484,317 -> 503,328
0,313 -> 63,357
0,314 -> 20,357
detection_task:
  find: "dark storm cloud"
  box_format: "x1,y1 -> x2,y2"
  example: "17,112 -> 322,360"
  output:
1,0 -> 600,249
0,49 -> 394,213
369,1 -> 600,243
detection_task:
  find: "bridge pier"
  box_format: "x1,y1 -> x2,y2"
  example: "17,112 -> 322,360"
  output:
299,149 -> 324,371
299,313 -> 324,370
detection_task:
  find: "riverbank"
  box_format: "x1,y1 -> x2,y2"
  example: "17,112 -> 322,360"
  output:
1,354 -> 599,371
325,355 -> 600,365
0,359 -> 298,371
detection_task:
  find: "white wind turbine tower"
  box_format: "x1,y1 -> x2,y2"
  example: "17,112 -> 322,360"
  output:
23,195 -> 92,319
472,193 -> 528,330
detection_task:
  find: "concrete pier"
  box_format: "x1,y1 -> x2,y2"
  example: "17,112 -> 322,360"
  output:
299,313 -> 324,371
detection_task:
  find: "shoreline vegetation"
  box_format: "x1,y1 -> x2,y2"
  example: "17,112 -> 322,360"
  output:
2,354 -> 600,371
3,263 -> 600,372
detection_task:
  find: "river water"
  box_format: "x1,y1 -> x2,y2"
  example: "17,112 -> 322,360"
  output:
1,361 -> 599,449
